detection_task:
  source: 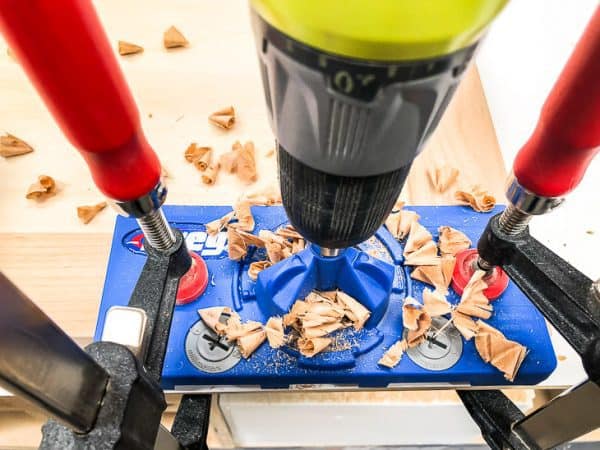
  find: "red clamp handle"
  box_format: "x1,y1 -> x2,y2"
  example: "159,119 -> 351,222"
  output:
513,6 -> 600,198
0,0 -> 160,201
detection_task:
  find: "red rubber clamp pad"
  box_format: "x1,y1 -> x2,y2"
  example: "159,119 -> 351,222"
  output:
0,0 -> 160,201
176,252 -> 209,305
451,249 -> 509,300
513,7 -> 600,198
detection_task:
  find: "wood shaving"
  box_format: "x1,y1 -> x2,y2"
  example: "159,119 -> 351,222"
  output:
227,228 -> 248,261
403,241 -> 441,266
385,209 -> 420,240
224,319 -> 263,342
406,309 -> 432,347
455,270 -> 492,319
238,329 -> 267,359
259,229 -> 289,246
438,226 -> 471,255
378,339 -> 408,368
422,288 -> 452,317
118,40 -> 143,55
265,317 -> 285,348
451,310 -> 478,340
193,148 -> 212,171
26,175 -> 57,200
202,163 -> 220,185
475,321 -> 527,382
205,211 -> 235,236
402,297 -> 423,331
403,221 -> 433,255
410,254 -> 455,294
291,238 -> 306,254
198,306 -> 234,333
1,133 -> 33,158
428,165 -> 459,193
335,291 -> 370,330
236,141 -> 257,184
219,141 -> 240,173
236,229 -> 267,247
247,260 -> 272,281
164,26 -> 189,49
229,201 -> 255,232
303,321 -> 346,339
298,337 -> 331,357
77,201 -> 107,224
455,185 -> 496,212
240,185 -> 282,205
266,242 -> 285,263
209,106 -> 235,130
276,225 -> 303,240
266,148 -> 275,157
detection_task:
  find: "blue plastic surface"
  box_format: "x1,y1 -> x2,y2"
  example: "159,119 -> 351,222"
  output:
94,205 -> 557,389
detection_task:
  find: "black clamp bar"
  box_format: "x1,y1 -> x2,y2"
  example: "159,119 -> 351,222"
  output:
458,214 -> 600,450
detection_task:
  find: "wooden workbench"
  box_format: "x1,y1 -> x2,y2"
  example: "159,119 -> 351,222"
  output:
0,0 -> 588,448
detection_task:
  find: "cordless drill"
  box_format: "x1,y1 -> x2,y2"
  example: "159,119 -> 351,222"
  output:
250,0 -> 507,251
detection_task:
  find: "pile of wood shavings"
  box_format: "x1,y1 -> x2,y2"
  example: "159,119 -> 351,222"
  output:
380,207 -> 527,381
197,289 -> 370,359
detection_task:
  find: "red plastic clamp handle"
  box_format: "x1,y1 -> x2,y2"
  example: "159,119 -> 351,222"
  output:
513,6 -> 600,198
0,0 -> 160,201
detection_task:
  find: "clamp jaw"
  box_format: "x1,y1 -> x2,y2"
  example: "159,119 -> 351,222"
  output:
461,6 -> 600,449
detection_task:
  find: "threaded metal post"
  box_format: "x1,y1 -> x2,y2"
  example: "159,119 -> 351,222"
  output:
137,208 -> 176,251
498,203 -> 532,236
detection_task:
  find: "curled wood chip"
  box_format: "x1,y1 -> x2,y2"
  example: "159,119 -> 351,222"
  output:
238,329 -> 266,358
209,106 -> 236,130
198,306 -> 234,333
227,228 -> 247,261
385,209 -> 420,240
236,229 -> 267,247
302,321 -> 346,339
230,201 -> 255,232
403,221 -> 433,255
205,211 -> 235,236
118,40 -> 143,55
258,230 -> 289,246
164,26 -> 189,49
298,337 -> 331,357
451,310 -> 478,340
1,133 -> 33,158
193,148 -> 212,171
402,297 -> 423,331
77,201 -> 107,224
406,309 -> 432,347
265,317 -> 285,348
455,185 -> 496,212
202,163 -> 220,185
264,242 -> 283,263
336,291 -> 370,330
236,141 -> 257,184
410,254 -> 455,294
428,165 -> 459,193
241,185 -> 282,205
403,241 -> 441,266
291,238 -> 305,254
219,151 -> 238,173
378,339 -> 408,368
475,321 -> 527,382
248,260 -> 272,281
422,289 -> 452,317
26,175 -> 57,200
438,226 -> 471,256
276,225 -> 303,240
224,319 -> 263,342
266,148 -> 275,157
455,270 -> 492,319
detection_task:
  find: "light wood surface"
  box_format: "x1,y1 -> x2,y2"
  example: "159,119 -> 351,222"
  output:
0,0 -> 563,448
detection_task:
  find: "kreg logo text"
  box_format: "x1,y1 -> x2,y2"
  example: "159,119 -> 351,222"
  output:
123,227 -> 227,257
